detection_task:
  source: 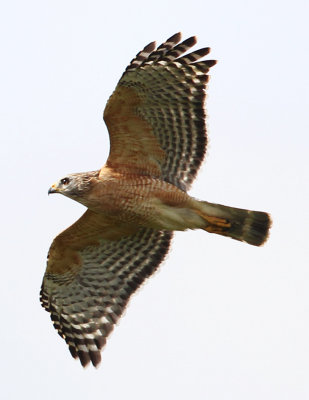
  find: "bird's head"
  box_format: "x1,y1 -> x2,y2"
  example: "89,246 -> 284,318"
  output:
48,171 -> 99,200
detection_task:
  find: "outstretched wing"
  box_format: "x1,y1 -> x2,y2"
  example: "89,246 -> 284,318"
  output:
103,32 -> 216,191
41,210 -> 172,367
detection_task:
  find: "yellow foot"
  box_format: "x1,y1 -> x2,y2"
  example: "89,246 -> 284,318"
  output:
196,211 -> 231,234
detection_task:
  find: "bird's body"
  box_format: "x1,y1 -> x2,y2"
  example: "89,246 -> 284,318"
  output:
42,33 -> 271,367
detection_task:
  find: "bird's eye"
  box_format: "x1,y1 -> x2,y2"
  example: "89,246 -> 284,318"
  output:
60,178 -> 70,185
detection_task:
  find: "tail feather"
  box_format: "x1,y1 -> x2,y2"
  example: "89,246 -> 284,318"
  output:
197,201 -> 271,246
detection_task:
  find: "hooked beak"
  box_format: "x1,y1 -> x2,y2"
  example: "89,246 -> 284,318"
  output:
48,185 -> 58,195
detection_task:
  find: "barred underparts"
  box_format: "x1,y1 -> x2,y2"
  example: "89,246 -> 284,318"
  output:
42,33 -> 271,367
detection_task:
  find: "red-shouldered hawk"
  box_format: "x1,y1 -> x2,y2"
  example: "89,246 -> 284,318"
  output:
41,33 -> 271,368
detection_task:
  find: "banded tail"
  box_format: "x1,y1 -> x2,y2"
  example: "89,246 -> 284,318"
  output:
196,201 -> 271,246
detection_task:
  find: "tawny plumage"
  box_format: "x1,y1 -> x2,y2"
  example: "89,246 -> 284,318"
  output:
41,33 -> 271,368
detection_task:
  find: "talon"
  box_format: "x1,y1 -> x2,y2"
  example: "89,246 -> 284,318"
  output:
195,211 -> 231,233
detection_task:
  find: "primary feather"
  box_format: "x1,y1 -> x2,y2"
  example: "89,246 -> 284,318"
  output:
42,33 -> 270,368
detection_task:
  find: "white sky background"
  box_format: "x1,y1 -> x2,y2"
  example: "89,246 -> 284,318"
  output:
1,0 -> 308,399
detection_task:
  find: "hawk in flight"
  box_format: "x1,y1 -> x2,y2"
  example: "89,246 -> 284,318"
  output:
41,33 -> 271,367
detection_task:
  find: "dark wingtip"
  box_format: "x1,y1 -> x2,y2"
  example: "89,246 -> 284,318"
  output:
195,47 -> 211,57
204,59 -> 217,68
78,350 -> 91,368
69,345 -> 78,359
181,36 -> 197,48
142,41 -> 156,54
90,351 -> 101,368
166,32 -> 182,44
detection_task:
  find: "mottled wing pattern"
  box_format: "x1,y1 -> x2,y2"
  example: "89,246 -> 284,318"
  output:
41,211 -> 172,367
104,32 -> 216,191
42,33 -> 214,367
